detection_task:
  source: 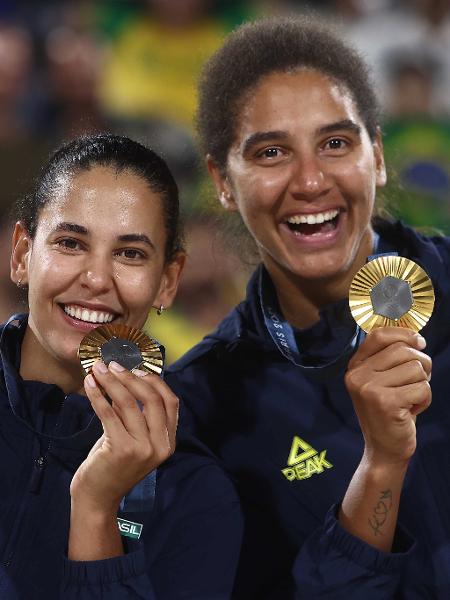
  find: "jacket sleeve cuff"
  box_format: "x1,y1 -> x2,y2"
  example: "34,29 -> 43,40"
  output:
62,547 -> 146,586
293,503 -> 417,598
323,502 -> 416,573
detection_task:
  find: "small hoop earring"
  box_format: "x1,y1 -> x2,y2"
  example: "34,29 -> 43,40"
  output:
156,304 -> 165,316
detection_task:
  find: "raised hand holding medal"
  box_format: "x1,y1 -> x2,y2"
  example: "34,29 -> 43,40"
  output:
72,321 -> 178,545
345,254 -> 433,476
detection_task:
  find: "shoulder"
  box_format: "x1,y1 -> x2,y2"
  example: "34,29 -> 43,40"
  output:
164,280 -> 273,416
377,219 -> 450,290
377,220 -> 450,344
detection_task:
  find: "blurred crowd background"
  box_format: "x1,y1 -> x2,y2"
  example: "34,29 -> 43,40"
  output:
0,0 -> 449,362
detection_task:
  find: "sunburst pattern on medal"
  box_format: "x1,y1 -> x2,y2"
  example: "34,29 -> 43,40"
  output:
349,256 -> 434,333
78,323 -> 164,376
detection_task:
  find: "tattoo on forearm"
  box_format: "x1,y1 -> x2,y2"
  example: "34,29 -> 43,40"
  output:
368,489 -> 393,536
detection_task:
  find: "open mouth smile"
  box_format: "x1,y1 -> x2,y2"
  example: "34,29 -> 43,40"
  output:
284,209 -> 340,236
61,304 -> 118,325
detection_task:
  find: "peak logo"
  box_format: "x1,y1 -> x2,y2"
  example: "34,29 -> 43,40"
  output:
281,436 -> 333,481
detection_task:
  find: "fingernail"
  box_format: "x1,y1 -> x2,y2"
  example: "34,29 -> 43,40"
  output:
416,335 -> 426,349
133,368 -> 148,378
94,361 -> 108,374
85,374 -> 97,388
109,361 -> 125,372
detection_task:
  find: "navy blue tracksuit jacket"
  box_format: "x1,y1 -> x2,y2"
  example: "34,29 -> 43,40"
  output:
0,315 -> 242,599
167,220 -> 450,599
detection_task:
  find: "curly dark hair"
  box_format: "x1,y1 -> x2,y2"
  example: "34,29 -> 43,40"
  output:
14,133 -> 184,262
197,16 -> 380,174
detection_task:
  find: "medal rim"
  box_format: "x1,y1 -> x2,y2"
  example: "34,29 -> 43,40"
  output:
349,255 -> 435,333
78,323 -> 164,376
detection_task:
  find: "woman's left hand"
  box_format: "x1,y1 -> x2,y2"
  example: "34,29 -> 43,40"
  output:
70,360 -> 179,515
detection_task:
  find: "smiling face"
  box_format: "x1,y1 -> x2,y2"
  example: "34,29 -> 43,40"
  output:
11,165 -> 183,385
209,69 -> 386,292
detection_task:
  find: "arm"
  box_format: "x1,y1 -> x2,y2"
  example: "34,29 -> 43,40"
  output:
342,327 -> 431,551
63,360 -> 174,598
63,361 -> 242,599
339,456 -> 407,553
293,327 -> 430,598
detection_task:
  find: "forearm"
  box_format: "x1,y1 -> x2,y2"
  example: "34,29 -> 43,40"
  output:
68,500 -> 123,561
339,450 -> 409,552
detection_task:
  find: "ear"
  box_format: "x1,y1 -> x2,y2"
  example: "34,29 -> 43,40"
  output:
10,221 -> 32,286
206,155 -> 238,212
373,127 -> 387,188
153,252 -> 186,310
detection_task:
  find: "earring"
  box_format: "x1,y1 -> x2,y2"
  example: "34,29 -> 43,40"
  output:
16,278 -> 22,288
156,304 -> 165,316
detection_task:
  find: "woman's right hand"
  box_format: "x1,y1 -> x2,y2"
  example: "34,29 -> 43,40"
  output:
345,327 -> 432,466
72,361 -> 179,513
68,361 -> 179,561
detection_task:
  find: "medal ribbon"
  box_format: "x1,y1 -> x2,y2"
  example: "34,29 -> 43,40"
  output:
259,267 -> 361,373
258,234 -> 398,372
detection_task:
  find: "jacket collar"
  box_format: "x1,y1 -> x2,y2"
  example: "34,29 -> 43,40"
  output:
0,314 -> 102,462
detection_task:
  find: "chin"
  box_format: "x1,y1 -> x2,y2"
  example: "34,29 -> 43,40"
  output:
55,344 -> 82,367
291,259 -> 346,281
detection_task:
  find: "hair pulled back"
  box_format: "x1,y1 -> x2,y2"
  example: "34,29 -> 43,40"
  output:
197,16 -> 380,173
15,133 -> 183,262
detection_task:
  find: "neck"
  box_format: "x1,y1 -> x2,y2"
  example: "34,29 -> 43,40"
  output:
266,231 -> 375,330
20,326 -> 85,395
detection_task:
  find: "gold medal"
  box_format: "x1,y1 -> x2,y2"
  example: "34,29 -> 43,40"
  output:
78,323 -> 164,376
349,255 -> 435,333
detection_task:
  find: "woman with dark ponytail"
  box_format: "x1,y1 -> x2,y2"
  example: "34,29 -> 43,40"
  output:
0,133 -> 242,599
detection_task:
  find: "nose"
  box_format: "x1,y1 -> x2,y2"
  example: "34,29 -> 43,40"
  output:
289,154 -> 331,200
80,253 -> 114,294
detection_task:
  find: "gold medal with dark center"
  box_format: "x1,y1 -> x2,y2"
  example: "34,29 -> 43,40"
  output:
349,255 -> 435,333
78,323 -> 164,376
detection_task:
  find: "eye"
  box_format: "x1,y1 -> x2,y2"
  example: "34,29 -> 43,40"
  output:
56,238 -> 83,251
255,146 -> 285,163
323,138 -> 348,151
261,147 -> 280,158
116,248 -> 146,261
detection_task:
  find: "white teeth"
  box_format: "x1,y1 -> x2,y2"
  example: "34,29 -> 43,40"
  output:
63,305 -> 115,324
287,209 -> 339,225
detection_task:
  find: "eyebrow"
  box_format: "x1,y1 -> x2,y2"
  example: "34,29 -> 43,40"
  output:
54,222 -> 88,235
242,131 -> 288,155
316,119 -> 361,136
242,119 -> 361,155
53,222 -> 155,250
118,233 -> 155,250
